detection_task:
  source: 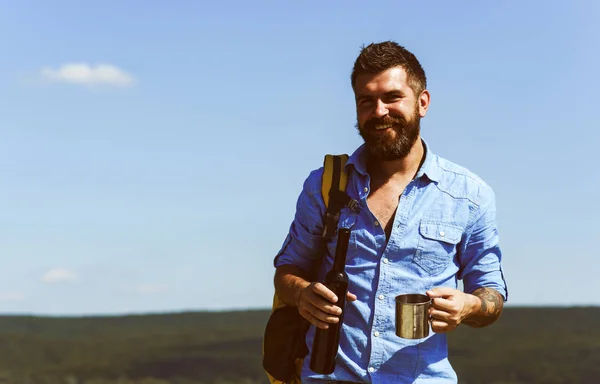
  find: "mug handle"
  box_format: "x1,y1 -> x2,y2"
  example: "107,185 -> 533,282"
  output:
427,298 -> 434,324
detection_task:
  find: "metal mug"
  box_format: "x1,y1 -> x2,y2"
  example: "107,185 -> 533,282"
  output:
395,293 -> 432,339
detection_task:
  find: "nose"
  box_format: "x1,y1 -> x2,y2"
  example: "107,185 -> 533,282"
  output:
374,99 -> 388,118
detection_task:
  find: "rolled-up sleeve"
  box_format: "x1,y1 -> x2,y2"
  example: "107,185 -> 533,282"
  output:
458,186 -> 508,301
273,168 -> 326,273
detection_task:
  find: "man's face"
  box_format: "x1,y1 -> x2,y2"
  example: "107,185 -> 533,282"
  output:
354,66 -> 429,161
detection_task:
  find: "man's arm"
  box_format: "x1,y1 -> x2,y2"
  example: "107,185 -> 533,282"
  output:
274,264 -> 312,307
272,167 -> 358,328
452,183 -> 508,328
462,287 -> 504,328
427,183 -> 507,333
427,286 -> 503,332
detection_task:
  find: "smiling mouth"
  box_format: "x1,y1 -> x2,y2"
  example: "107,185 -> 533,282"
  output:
375,123 -> 394,130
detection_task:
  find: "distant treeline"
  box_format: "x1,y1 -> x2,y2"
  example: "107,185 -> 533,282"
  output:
0,307 -> 598,384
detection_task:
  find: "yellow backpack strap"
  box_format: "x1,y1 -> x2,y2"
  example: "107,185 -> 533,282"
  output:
321,154 -> 350,241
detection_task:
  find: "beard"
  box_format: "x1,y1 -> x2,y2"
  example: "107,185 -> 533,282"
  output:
356,107 -> 421,161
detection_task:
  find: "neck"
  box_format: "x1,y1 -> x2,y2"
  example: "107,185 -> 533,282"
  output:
367,137 -> 425,182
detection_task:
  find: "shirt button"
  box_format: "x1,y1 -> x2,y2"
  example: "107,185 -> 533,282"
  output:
378,294 -> 384,300
368,367 -> 375,373
364,187 -> 369,193
440,231 -> 445,237
382,258 -> 389,264
374,331 -> 380,337
374,221 -> 379,227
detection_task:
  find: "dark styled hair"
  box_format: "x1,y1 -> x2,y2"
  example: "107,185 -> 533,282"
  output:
351,41 -> 427,95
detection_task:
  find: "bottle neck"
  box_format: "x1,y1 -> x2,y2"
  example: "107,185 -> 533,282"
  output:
332,228 -> 351,272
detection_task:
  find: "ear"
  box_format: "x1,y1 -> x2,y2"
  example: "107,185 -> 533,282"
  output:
418,90 -> 431,118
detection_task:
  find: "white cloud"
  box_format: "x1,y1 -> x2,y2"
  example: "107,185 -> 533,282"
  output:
42,268 -> 77,283
40,63 -> 135,87
0,292 -> 25,301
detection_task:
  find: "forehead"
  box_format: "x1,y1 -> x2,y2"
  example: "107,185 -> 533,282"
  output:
354,66 -> 412,96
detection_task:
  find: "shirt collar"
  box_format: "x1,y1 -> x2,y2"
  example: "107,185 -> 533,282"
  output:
345,138 -> 441,183
416,138 -> 441,183
345,143 -> 369,176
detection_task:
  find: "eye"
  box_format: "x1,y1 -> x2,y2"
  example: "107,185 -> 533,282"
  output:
358,99 -> 374,108
383,94 -> 402,103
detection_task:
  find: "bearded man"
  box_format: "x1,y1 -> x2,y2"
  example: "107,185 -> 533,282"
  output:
272,41 -> 508,384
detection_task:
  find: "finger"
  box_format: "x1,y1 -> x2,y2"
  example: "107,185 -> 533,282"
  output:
305,303 -> 341,324
312,282 -> 338,303
300,308 -> 334,329
431,297 -> 456,312
304,292 -> 342,316
431,319 -> 450,333
427,287 -> 458,299
346,291 -> 357,302
430,309 -> 460,327
301,291 -> 342,319
429,308 -> 451,321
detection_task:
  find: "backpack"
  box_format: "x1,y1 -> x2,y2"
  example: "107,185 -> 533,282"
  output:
262,154 -> 350,384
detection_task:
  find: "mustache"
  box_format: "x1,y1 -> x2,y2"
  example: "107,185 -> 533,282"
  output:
363,115 -> 406,131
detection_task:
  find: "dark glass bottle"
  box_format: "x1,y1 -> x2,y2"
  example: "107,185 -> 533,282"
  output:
309,227 -> 351,374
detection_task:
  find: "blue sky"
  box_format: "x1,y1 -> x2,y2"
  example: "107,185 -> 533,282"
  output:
0,0 -> 598,315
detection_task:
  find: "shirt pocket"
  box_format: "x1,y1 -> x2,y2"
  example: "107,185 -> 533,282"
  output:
413,221 -> 463,276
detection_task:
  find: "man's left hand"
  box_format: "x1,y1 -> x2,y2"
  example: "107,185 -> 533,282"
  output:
426,287 -> 479,333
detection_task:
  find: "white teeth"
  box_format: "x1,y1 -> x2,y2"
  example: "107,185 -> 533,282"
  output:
375,123 -> 393,130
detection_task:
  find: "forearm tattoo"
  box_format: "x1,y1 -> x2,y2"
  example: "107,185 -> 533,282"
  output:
463,287 -> 504,328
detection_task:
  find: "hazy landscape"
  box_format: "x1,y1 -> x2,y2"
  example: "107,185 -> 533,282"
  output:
0,306 -> 598,384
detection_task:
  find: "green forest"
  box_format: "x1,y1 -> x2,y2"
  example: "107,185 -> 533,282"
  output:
0,307 -> 598,384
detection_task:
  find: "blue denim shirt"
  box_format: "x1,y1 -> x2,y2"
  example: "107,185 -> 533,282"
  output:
274,139 -> 508,384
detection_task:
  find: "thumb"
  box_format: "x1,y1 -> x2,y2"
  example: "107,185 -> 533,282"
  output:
346,291 -> 357,302
426,286 -> 458,299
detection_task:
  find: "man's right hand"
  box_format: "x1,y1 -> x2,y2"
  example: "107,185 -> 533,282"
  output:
274,265 -> 357,329
296,282 -> 357,329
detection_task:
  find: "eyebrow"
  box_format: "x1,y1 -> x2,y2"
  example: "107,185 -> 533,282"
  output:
356,90 -> 404,101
